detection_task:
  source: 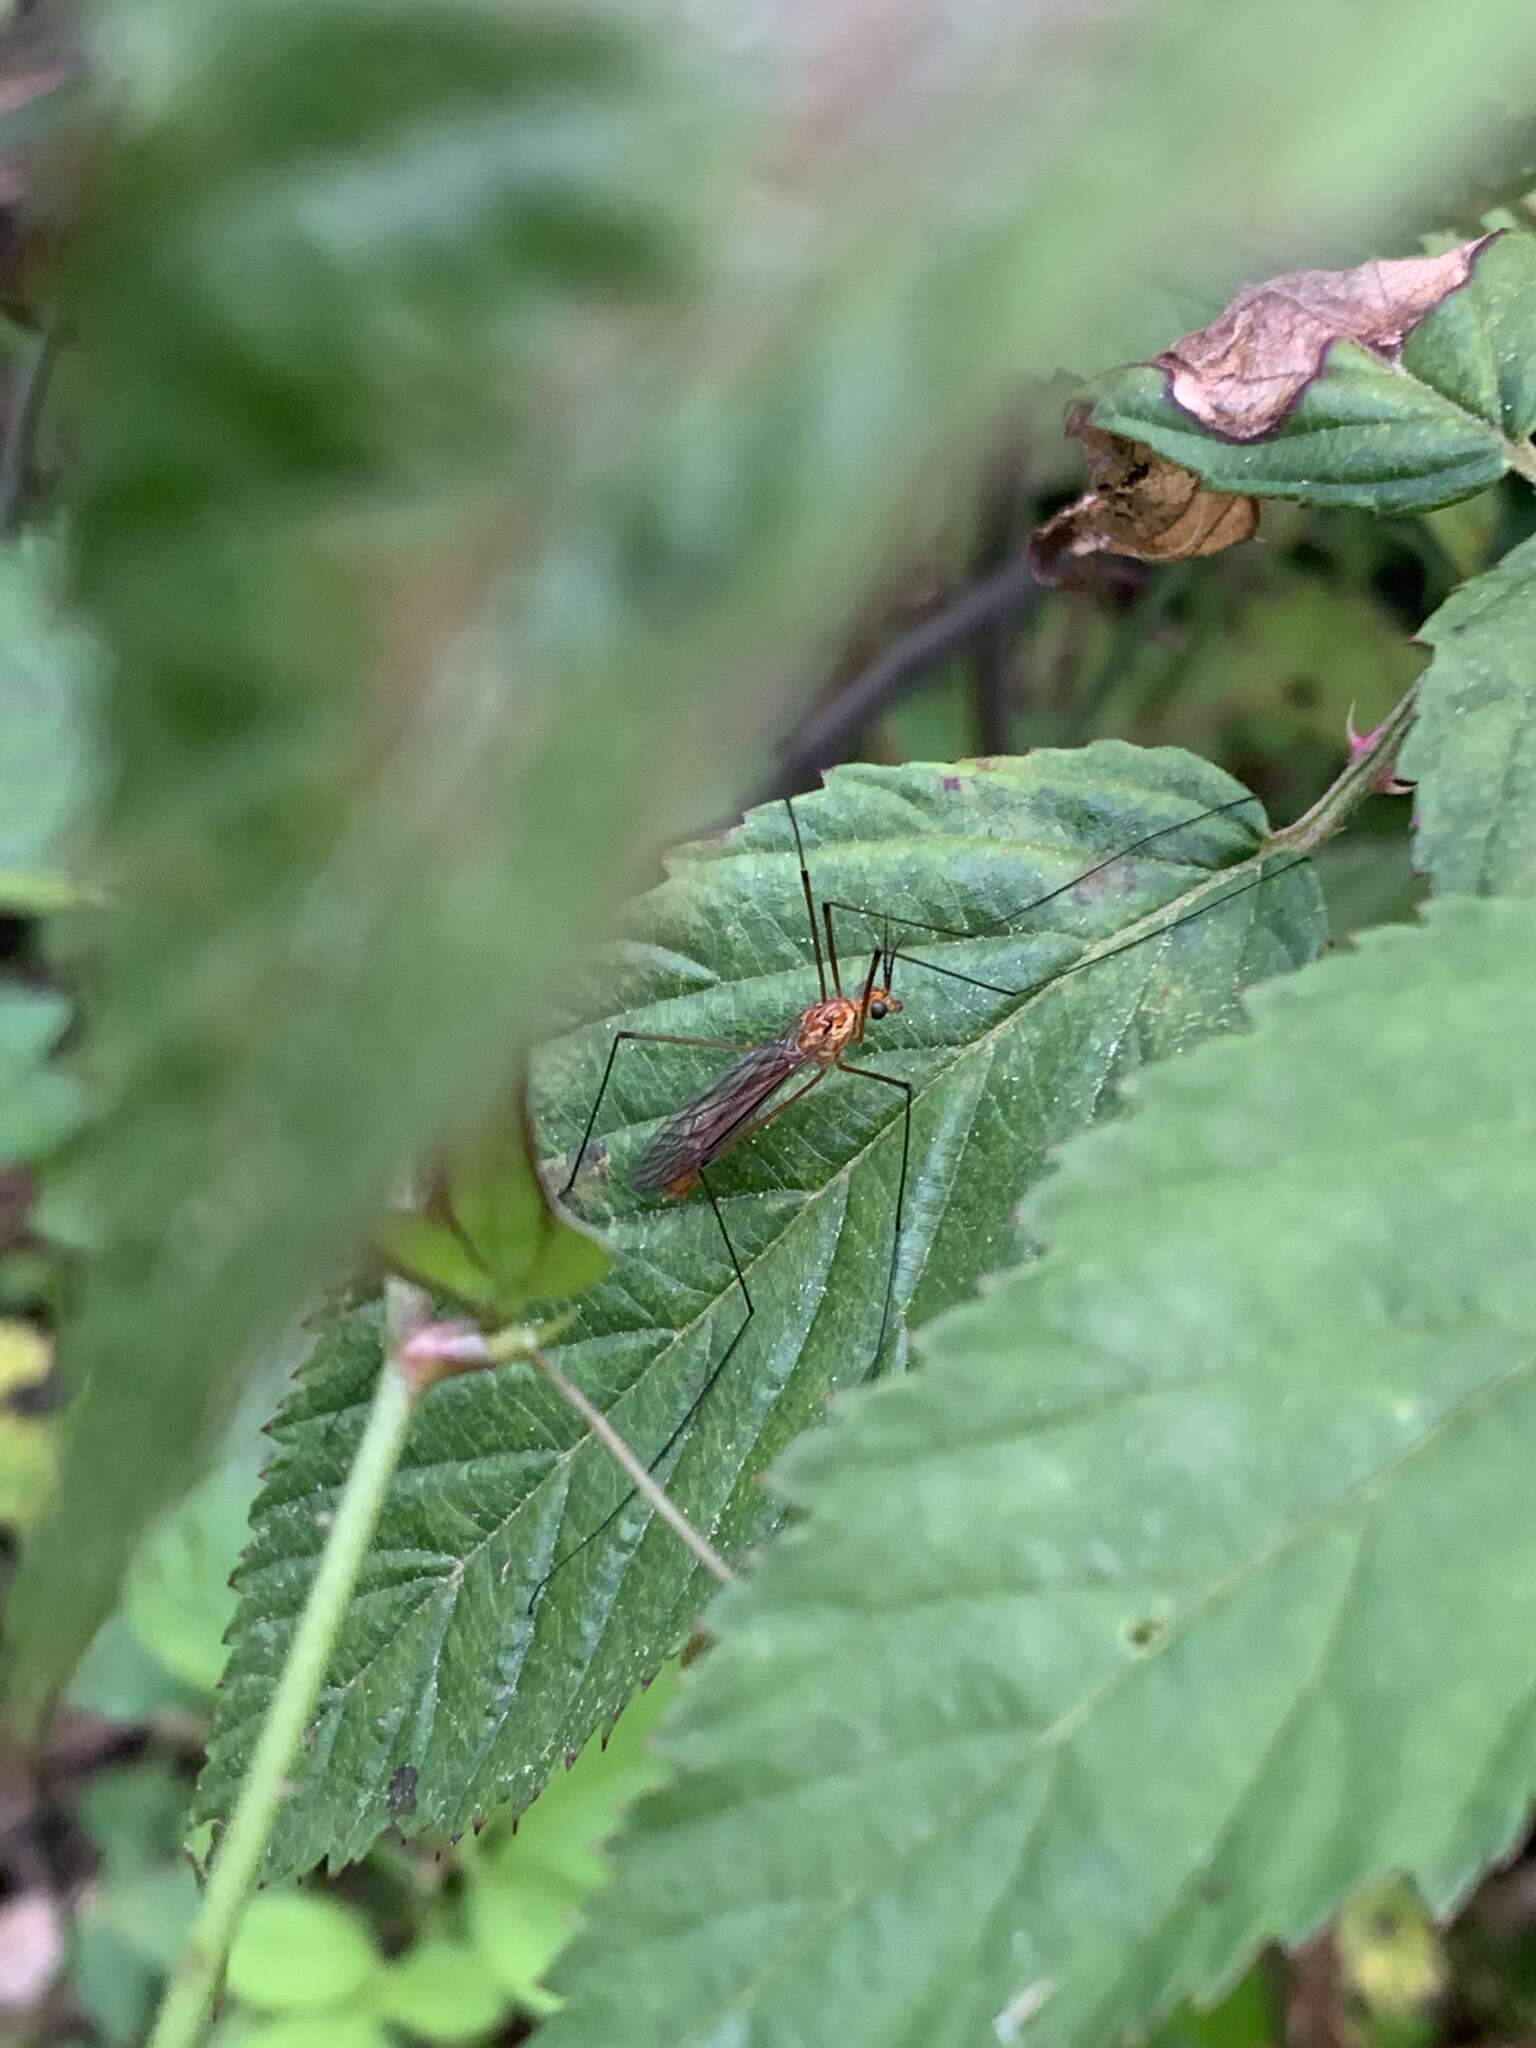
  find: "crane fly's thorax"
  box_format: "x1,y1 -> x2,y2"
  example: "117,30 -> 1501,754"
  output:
795,981 -> 904,1062
796,997 -> 861,1061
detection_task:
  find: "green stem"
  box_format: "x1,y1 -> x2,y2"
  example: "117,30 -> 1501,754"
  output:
147,1280 -> 427,2048
0,867 -> 99,915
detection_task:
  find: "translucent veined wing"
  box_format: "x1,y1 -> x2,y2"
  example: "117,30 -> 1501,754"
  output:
632,1029 -> 809,1194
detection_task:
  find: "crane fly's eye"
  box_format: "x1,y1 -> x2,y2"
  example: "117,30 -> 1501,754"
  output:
869,999 -> 887,1020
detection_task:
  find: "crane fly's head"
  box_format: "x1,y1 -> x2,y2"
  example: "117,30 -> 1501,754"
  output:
864,944 -> 902,1023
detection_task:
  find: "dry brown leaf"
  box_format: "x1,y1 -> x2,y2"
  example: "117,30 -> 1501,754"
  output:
1027,404 -> 1258,582
1158,236 -> 1495,441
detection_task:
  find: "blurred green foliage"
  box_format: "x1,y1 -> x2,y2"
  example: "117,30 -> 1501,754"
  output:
211,1663 -> 680,2043
0,3 -> 1534,2045
15,0 -> 1536,1731
0,1318 -> 54,1526
73,1764 -> 201,2045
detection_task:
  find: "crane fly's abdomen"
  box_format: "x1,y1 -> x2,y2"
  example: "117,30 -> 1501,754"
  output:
632,1033 -> 808,1198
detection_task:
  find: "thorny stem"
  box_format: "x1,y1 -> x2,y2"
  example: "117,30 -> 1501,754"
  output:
146,1275 -> 431,2048
1267,683 -> 1418,860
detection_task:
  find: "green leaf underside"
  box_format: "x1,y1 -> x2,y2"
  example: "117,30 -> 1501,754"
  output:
540,895 -> 1536,2048
198,744 -> 1323,1874
0,533 -> 100,884
440,1113 -> 612,1318
1401,529 -> 1536,894
375,1128 -> 610,1324
6,0 -> 706,1732
0,984 -> 81,1162
1089,230 -> 1536,514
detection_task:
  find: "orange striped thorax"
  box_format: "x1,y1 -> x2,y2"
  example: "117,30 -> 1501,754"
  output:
795,985 -> 901,1060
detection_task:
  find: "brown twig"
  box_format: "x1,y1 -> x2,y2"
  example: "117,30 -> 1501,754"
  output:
966,449 -> 1026,756
767,554 -> 1043,800
0,308 -> 59,539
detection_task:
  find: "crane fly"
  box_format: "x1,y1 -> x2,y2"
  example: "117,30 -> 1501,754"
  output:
540,784 -> 1307,1598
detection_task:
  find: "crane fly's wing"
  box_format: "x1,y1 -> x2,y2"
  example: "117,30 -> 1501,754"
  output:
632,1031 -> 809,1194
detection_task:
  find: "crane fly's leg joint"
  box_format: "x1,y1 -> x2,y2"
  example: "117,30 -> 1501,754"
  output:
835,1059 -> 912,1372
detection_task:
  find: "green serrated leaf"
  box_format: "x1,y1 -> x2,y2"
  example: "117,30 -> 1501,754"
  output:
226,1894 -> 379,2013
1400,529 -> 1536,894
462,1661 -> 680,2011
537,895 -> 1536,2048
1400,232 -> 1536,444
196,746 -> 1323,1878
1090,231 -> 1536,514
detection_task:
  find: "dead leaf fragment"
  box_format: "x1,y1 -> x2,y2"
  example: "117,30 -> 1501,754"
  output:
1027,404 -> 1258,582
1159,236 -> 1495,440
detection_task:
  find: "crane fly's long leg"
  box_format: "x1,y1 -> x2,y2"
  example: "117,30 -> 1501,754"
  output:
560,1028 -> 759,1198
538,1045 -> 833,1604
822,901 -> 843,1000
785,796 -> 830,1000
530,1164 -> 755,1609
818,792 -> 1263,957
835,1060 -> 911,1373
882,855 -> 1314,1005
534,1064 -> 831,1600
527,1349 -> 734,1585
